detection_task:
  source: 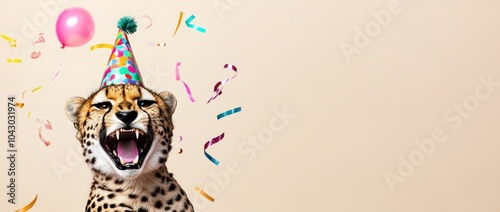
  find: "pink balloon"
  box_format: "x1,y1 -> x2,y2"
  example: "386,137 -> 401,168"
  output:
56,7 -> 95,48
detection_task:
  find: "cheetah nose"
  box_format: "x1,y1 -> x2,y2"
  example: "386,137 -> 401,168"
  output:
116,111 -> 138,125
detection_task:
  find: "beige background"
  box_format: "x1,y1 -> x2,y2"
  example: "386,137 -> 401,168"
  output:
2,0 -> 500,211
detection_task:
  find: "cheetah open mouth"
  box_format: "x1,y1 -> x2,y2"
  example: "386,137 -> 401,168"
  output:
100,128 -> 152,170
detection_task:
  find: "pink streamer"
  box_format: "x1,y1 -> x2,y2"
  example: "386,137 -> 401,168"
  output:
206,64 -> 238,104
175,62 -> 195,102
36,119 -> 52,146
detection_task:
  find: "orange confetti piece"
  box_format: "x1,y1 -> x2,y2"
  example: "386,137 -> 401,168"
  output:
194,186 -> 215,202
14,194 -> 38,212
15,102 -> 24,108
178,148 -> 183,154
173,11 -> 183,37
31,86 -> 42,93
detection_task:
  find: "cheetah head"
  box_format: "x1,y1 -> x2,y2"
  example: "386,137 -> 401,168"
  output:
65,84 -> 177,179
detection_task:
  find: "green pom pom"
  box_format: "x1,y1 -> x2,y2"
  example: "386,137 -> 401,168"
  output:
117,16 -> 137,34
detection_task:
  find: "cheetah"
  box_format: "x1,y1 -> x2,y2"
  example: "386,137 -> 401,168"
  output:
65,84 -> 195,212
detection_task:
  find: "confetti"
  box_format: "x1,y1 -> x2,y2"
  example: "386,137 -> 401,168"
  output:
50,62 -> 63,82
90,43 -> 113,51
204,132 -> 225,165
207,64 -> 238,104
217,106 -> 242,120
28,111 -> 31,118
178,148 -> 183,154
185,15 -> 206,33
31,86 -> 42,93
15,102 -> 24,108
7,58 -> 22,63
147,41 -> 167,47
175,62 -> 195,102
194,186 -> 215,202
179,135 -> 183,142
36,119 -> 52,146
14,194 -> 38,212
33,33 -> 45,45
173,11 -> 184,37
139,15 -> 153,29
0,33 -> 16,47
30,51 -> 41,59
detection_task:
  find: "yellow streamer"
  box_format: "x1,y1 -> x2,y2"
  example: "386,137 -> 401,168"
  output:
1,33 -> 16,47
14,194 -> 38,212
90,43 -> 113,51
31,86 -> 42,93
7,58 -> 22,63
173,11 -> 184,37
194,186 -> 215,202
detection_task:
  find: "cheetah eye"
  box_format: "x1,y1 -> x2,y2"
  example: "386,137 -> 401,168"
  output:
138,100 -> 155,108
92,102 -> 112,110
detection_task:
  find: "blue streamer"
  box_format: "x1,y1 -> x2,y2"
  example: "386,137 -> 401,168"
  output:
185,15 -> 206,33
217,106 -> 242,120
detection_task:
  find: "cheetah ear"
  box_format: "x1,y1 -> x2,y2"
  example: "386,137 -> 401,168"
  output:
158,91 -> 177,116
65,97 -> 86,124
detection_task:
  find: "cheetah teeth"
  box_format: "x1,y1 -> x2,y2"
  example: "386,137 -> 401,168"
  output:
133,155 -> 139,164
119,155 -> 139,165
114,129 -> 140,140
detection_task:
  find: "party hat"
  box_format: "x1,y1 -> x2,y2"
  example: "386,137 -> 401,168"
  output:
100,16 -> 144,88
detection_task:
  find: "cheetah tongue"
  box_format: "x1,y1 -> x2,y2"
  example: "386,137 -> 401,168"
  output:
117,140 -> 139,164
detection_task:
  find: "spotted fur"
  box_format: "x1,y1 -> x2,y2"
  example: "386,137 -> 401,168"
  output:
65,84 -> 194,212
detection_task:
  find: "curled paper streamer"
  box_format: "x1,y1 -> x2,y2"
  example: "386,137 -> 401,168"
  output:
36,119 -> 52,146
139,15 -> 153,29
217,106 -> 242,120
15,102 -> 24,108
50,62 -> 63,82
30,51 -> 41,59
185,15 -> 206,33
178,148 -> 183,154
7,58 -> 22,63
1,33 -> 16,47
173,11 -> 184,37
194,186 -> 215,202
204,132 -> 225,165
207,64 -> 238,104
175,62 -> 195,102
90,43 -> 113,51
22,90 -> 27,99
31,86 -> 42,93
14,194 -> 38,212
